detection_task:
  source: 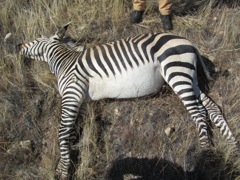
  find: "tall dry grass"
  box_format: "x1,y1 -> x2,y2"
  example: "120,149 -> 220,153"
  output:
0,0 -> 240,179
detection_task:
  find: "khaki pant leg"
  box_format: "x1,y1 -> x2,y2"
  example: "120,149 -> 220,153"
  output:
159,0 -> 173,15
133,0 -> 146,11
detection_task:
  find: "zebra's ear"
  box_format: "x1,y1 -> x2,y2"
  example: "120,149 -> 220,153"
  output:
55,22 -> 71,39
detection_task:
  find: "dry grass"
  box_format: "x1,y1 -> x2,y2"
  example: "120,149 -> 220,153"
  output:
0,0 -> 240,179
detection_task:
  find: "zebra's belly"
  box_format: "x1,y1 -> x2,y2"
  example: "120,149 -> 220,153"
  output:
88,64 -> 164,100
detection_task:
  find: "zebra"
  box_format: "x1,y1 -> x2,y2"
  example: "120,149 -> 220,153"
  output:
60,36 -> 86,52
18,24 -> 238,179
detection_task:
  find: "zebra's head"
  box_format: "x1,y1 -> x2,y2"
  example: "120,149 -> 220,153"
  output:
18,23 -> 71,61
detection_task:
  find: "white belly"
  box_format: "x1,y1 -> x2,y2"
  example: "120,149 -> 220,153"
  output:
88,63 -> 164,100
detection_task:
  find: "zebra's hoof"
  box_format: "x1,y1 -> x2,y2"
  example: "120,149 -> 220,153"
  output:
231,141 -> 240,153
55,161 -> 69,180
55,170 -> 68,180
200,142 -> 212,150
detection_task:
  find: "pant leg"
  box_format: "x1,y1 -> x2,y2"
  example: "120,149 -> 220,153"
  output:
159,0 -> 173,15
133,0 -> 146,11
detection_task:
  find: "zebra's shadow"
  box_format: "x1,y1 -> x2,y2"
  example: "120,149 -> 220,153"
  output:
105,149 -> 237,180
201,55 -> 231,83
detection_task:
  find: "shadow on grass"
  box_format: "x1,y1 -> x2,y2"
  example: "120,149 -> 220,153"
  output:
106,149 -> 239,180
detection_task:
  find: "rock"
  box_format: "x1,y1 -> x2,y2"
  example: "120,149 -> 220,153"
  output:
114,108 -> 121,116
20,140 -> 33,151
4,33 -> 12,42
165,126 -> 175,137
7,140 -> 33,155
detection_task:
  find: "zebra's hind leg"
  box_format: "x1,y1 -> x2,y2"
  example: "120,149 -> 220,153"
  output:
172,83 -> 211,148
200,92 -> 239,149
186,100 -> 211,148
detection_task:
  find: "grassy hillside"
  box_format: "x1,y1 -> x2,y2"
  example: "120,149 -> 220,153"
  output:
0,0 -> 240,179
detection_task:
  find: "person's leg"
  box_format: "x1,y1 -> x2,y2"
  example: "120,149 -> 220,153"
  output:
133,0 -> 146,11
131,0 -> 146,23
159,0 -> 173,30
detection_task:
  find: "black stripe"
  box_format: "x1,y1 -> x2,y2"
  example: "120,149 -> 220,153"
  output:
106,44 -> 122,74
38,41 -> 46,58
56,51 -> 73,75
133,34 -> 150,44
86,49 -> 102,78
57,49 -> 71,60
75,65 -> 89,83
60,77 -> 86,97
62,106 -> 78,114
220,125 -> 229,134
158,45 -> 195,63
93,46 -> 109,77
50,44 -> 60,64
132,41 -> 145,64
114,41 -> 127,71
48,45 -> 58,60
172,81 -> 192,89
100,45 -> 115,76
119,40 -> 133,68
77,53 -> 92,78
31,42 -> 41,59
62,90 -> 82,101
164,62 -> 195,76
54,46 -> 65,58
181,95 -> 197,101
187,107 -> 199,112
167,72 -> 193,83
60,69 -> 75,85
177,88 -> 194,96
134,34 -> 187,63
198,125 -> 207,133
125,39 -> 139,67
61,59 -> 75,76
150,35 -> 186,59
141,34 -> 156,62
76,81 -> 87,96
185,102 -> 199,108
211,115 -> 218,122
204,99 -> 212,107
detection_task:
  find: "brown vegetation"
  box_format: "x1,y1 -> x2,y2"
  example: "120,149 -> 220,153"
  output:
0,0 -> 240,179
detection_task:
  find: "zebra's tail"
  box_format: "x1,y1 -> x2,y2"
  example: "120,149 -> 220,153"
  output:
195,48 -> 212,94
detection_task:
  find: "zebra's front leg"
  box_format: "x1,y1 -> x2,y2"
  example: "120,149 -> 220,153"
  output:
56,96 -> 82,179
69,105 -> 87,149
173,86 -> 211,148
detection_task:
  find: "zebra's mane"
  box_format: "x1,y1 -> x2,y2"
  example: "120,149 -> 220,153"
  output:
59,36 -> 86,52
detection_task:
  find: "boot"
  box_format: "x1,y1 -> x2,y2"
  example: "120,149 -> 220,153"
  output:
131,10 -> 144,24
160,14 -> 173,30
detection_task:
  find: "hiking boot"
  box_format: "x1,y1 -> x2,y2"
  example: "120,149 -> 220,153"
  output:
160,14 -> 173,30
131,10 -> 144,24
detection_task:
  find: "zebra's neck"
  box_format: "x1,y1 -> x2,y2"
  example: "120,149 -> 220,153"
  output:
47,44 -> 83,78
